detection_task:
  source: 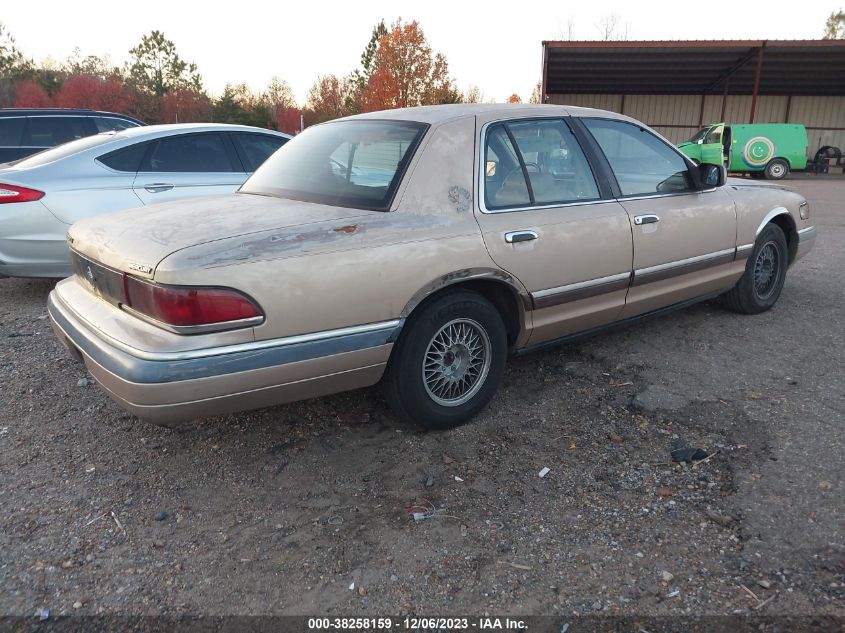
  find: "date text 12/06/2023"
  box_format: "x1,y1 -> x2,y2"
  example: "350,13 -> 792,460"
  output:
307,617 -> 527,630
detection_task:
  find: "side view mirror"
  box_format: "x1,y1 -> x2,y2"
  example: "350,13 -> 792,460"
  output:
697,138 -> 704,145
698,163 -> 726,188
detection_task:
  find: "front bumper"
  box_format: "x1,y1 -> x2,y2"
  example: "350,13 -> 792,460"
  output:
795,225 -> 816,262
48,290 -> 399,426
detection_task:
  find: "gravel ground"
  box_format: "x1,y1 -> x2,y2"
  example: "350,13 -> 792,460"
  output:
0,177 -> 842,623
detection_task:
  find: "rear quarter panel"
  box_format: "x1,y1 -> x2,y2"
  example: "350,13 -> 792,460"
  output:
155,117 -> 508,341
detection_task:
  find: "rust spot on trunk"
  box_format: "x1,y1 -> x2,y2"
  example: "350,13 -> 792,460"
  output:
333,224 -> 358,234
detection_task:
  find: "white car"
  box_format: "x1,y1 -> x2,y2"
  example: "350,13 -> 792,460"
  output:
0,123 -> 290,277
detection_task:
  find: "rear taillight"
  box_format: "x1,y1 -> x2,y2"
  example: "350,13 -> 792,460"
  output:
122,275 -> 263,331
0,183 -> 45,203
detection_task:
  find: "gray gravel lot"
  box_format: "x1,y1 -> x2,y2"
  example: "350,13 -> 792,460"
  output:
0,177 -> 842,621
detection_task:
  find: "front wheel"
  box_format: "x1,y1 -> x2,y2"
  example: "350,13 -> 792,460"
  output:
383,291 -> 507,430
765,158 -> 789,180
721,223 -> 789,314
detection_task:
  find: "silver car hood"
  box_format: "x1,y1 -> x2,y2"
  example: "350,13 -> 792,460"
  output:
68,193 -> 377,277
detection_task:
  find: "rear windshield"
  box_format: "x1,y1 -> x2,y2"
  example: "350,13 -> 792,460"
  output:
240,120 -> 427,211
13,132 -> 122,168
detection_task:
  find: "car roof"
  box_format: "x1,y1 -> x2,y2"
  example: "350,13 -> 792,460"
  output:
111,123 -> 291,139
344,103 -> 631,125
0,108 -> 143,122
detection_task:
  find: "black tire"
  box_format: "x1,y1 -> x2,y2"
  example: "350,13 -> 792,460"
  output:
383,290 -> 507,430
721,223 -> 789,314
765,158 -> 789,180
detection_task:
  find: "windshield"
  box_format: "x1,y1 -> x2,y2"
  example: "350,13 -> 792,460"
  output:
686,127 -> 710,144
12,132 -> 122,168
240,120 -> 427,211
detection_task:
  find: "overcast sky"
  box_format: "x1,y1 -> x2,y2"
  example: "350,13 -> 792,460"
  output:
4,1 -> 840,103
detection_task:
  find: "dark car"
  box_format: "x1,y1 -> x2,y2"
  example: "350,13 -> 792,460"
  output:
0,109 -> 144,163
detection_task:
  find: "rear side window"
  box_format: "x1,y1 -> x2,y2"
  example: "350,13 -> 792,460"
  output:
97,141 -> 150,172
232,133 -> 287,171
94,116 -> 140,133
140,133 -> 235,172
484,125 -> 530,209
0,118 -> 25,146
26,116 -> 97,147
484,118 -> 599,211
583,118 -> 692,196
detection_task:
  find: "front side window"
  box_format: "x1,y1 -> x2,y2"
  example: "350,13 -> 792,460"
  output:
241,120 -> 426,211
704,125 -> 724,145
141,133 -> 235,173
583,118 -> 693,196
484,118 -> 599,211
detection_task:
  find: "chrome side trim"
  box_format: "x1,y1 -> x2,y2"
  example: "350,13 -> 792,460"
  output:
52,290 -> 403,362
797,226 -> 817,242
632,248 -> 736,286
49,292 -> 400,385
735,243 -> 755,260
755,207 -> 789,235
532,272 -> 631,309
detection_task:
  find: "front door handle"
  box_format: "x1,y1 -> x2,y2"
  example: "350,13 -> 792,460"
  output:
634,214 -> 659,225
505,230 -> 538,244
143,183 -> 174,193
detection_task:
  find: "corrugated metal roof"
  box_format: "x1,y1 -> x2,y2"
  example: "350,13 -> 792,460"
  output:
542,40 -> 845,96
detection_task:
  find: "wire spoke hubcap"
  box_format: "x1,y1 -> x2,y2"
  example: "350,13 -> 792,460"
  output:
423,318 -> 492,407
753,241 -> 780,300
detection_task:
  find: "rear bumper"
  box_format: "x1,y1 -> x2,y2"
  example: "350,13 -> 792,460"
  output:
48,290 -> 400,425
0,200 -> 71,278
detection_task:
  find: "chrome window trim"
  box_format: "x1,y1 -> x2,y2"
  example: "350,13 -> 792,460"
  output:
476,118 -> 606,215
618,188 -> 716,203
755,207 -> 789,235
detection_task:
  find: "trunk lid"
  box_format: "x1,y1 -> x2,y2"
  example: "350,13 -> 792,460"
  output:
68,192 -> 377,277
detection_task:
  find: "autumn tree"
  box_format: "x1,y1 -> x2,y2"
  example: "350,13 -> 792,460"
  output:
306,74 -> 354,123
348,20 -> 387,111
262,76 -> 296,128
13,80 -> 49,107
361,19 -> 456,112
824,9 -> 845,38
506,93 -> 522,104
127,31 -> 202,98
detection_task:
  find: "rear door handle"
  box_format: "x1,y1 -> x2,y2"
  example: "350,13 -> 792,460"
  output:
634,214 -> 659,225
505,230 -> 538,244
143,183 -> 174,193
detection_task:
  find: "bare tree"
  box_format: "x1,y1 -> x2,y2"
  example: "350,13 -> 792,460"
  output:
596,14 -> 630,41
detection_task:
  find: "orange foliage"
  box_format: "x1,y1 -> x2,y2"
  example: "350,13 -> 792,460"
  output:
161,89 -> 211,123
14,80 -> 50,108
361,19 -> 453,112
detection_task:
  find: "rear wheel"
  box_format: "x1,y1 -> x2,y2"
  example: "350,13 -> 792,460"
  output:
765,158 -> 789,180
384,291 -> 507,430
721,223 -> 788,314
